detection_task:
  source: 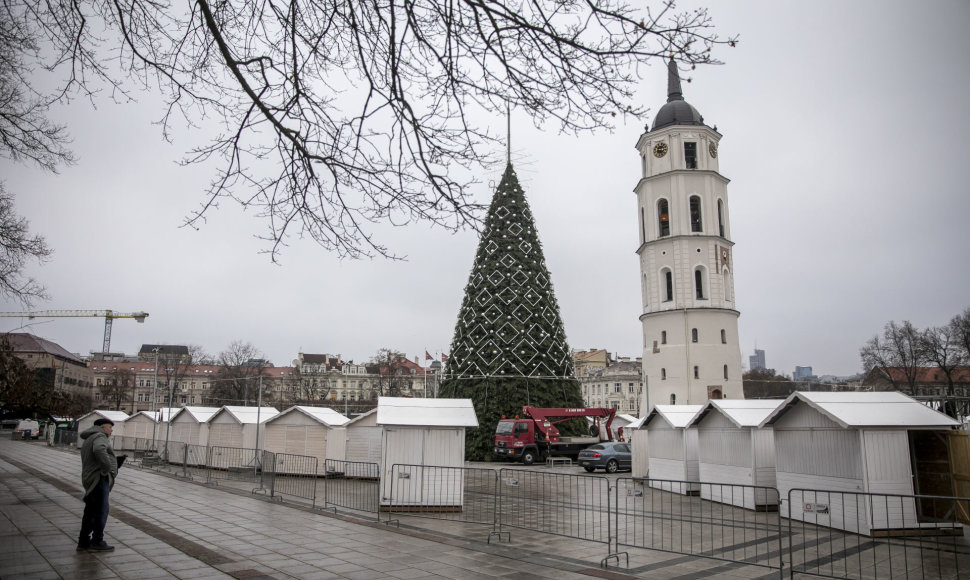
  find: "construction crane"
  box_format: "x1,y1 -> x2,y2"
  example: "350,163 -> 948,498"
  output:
0,309 -> 149,353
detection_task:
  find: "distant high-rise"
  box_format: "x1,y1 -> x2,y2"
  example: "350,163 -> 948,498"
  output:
794,366 -> 814,381
749,349 -> 766,371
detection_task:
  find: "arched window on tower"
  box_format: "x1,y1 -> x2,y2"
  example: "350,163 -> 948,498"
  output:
723,365 -> 729,380
661,368 -> 667,381
690,196 -> 703,232
658,199 -> 670,237
693,366 -> 699,379
717,199 -> 725,237
721,329 -> 727,344
642,273 -> 648,308
670,393 -> 676,404
663,269 -> 673,302
694,267 -> 706,300
661,331 -> 667,345
723,269 -> 732,302
691,328 -> 698,342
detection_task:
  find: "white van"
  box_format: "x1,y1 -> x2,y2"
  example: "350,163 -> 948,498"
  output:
15,420 -> 40,440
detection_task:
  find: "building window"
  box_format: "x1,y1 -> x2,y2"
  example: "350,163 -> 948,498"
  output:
664,270 -> 673,302
685,142 -> 697,169
642,273 -> 649,307
661,331 -> 667,344
721,329 -> 727,344
718,199 -> 725,237
694,365 -> 699,379
661,368 -> 667,380
695,268 -> 705,299
658,199 -> 670,237
670,393 -> 676,404
691,328 -> 698,343
615,383 -> 622,393
723,365 -> 729,380
723,269 -> 731,301
690,195 -> 702,232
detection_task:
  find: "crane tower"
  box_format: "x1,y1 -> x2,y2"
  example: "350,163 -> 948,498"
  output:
0,309 -> 149,354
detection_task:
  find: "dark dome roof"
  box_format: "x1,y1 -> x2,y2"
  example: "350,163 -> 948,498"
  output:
651,58 -> 705,132
652,100 -> 704,131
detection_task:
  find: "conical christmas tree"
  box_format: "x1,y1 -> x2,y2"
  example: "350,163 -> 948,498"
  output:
439,163 -> 584,460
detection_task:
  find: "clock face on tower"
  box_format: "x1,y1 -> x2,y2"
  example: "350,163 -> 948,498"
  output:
709,142 -> 718,158
653,142 -> 668,158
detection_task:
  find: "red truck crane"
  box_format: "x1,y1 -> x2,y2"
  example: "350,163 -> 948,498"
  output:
493,406 -> 617,465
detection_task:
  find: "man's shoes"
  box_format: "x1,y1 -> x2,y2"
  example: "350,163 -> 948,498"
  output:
76,542 -> 89,551
88,541 -> 114,551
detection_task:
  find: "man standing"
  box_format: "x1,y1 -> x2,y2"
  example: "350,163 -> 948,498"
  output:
77,418 -> 118,551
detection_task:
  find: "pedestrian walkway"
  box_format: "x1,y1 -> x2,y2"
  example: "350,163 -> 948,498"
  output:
0,438 -> 775,579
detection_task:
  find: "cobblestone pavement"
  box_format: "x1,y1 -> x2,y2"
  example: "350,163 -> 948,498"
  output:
0,438 -> 785,580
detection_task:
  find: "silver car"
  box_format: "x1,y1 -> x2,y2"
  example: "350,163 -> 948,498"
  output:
577,442 -> 632,473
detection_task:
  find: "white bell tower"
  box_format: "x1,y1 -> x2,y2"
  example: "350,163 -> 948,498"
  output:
635,58 -> 743,409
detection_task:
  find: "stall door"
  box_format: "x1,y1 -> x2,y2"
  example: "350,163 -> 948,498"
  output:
382,428 -> 424,505
909,430 -> 955,522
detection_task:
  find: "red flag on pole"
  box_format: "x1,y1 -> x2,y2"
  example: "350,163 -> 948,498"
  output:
425,350 -> 432,361
441,353 -> 449,362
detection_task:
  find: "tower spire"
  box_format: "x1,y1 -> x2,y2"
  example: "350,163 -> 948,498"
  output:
667,57 -> 684,102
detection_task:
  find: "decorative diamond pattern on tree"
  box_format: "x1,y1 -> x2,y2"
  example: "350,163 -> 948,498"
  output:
438,163 -> 584,461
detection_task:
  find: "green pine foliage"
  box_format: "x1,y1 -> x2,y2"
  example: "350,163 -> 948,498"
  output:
439,163 -> 583,460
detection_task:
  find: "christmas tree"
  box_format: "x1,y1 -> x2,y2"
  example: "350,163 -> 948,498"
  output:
439,163 -> 584,460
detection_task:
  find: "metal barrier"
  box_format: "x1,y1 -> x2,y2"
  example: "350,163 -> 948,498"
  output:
788,488 -> 970,579
322,459 -> 380,516
385,464 -> 499,533
615,478 -> 784,575
269,452 -> 318,507
496,468 -> 612,551
206,445 -> 261,484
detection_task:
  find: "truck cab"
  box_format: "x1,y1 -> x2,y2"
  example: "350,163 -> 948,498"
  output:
493,418 -> 542,464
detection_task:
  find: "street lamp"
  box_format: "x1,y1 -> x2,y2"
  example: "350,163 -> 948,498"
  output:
150,347 -> 160,447
163,369 -> 174,461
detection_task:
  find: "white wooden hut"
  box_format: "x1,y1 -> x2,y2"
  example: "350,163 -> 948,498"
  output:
78,410 -> 130,438
345,397 -> 478,509
263,406 -> 350,470
760,391 -> 961,535
168,407 -> 220,447
627,415 -> 650,478
688,399 -> 782,509
120,411 -> 160,446
643,405 -> 703,494
206,406 -> 280,450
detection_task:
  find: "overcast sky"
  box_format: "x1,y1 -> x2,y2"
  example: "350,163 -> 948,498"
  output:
2,1 -> 969,378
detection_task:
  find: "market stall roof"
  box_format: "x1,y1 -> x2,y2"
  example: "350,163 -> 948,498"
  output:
689,399 -> 784,428
78,410 -> 130,424
207,406 -> 280,424
760,391 -> 961,429
170,406 -> 220,423
268,405 -> 350,427
642,405 -> 704,429
375,397 -> 478,427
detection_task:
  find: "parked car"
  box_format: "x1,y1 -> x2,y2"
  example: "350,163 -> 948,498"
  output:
577,442 -> 632,473
14,419 -> 40,440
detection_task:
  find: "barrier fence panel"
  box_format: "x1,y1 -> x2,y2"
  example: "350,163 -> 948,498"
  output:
270,452 -> 318,507
615,478 -> 783,574
788,489 -> 970,580
206,446 -> 261,484
183,444 -> 209,481
322,459 -> 380,516
386,464 -> 498,530
496,469 -> 611,546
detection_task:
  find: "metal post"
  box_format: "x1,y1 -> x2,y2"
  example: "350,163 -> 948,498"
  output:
255,376 -> 263,474
164,374 -> 174,461
150,348 -> 159,446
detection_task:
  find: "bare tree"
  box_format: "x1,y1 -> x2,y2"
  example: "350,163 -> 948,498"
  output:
369,348 -> 414,398
860,320 -> 926,395
4,1 -> 734,260
209,341 -> 268,406
99,367 -> 133,411
187,344 -> 215,366
921,324 -> 966,418
0,185 -> 52,306
952,308 -> 970,363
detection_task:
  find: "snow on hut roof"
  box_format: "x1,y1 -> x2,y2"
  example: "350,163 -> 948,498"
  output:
626,415 -> 648,429
614,413 -> 640,425
689,399 -> 784,428
269,406 -> 350,427
79,410 -> 130,423
376,397 -> 478,427
345,408 -> 376,427
208,406 -> 280,424
760,391 -> 961,429
170,406 -> 220,423
643,405 -> 704,429
123,411 -> 160,423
